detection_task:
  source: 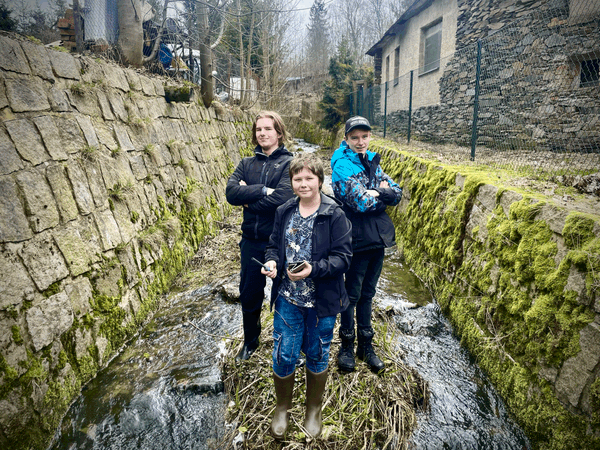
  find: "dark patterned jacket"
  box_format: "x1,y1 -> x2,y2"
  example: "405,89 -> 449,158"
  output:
265,193 -> 352,318
226,145 -> 294,241
331,141 -> 402,252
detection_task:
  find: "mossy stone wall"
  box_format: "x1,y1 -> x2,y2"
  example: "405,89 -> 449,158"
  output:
373,139 -> 600,449
0,34 -> 253,450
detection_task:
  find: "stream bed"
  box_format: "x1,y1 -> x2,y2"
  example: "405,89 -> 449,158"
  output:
48,140 -> 530,449
48,253 -> 530,450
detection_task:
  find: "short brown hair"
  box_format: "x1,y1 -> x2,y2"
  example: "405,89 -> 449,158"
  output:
251,111 -> 288,147
289,153 -> 324,189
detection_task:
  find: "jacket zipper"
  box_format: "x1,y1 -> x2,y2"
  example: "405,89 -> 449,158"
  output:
254,160 -> 268,239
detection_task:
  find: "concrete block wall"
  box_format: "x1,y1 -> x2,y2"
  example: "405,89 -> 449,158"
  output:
0,33 -> 252,450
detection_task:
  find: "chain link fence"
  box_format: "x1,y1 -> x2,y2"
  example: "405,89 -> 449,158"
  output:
80,0 -> 119,46
352,0 -> 600,177
74,0 -> 256,97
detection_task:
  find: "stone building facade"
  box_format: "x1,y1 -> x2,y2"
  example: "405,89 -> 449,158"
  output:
367,0 -> 600,153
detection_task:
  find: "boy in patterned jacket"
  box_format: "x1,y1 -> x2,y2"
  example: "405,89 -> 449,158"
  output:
330,116 -> 403,373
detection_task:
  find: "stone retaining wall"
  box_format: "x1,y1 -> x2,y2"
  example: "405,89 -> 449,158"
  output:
374,139 -> 600,449
0,33 -> 252,450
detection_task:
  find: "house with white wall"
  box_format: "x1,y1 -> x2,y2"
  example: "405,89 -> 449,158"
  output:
367,0 -> 458,110
364,0 -> 600,152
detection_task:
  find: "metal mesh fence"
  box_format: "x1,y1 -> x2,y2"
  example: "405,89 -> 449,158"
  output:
74,1 -> 250,89
80,0 -> 119,45
352,0 -> 600,177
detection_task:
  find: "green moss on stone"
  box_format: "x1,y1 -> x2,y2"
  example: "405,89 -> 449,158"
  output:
11,325 -> 23,345
374,140 -> 599,450
563,213 -> 596,249
0,354 -> 19,398
43,281 -> 61,298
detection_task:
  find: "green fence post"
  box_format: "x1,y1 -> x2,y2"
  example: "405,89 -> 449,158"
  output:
408,70 -> 414,144
384,81 -> 388,138
471,40 -> 482,161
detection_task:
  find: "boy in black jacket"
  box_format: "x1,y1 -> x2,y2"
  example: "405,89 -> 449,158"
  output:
226,111 -> 294,361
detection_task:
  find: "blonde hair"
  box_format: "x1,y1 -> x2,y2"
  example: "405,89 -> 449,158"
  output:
251,111 -> 288,147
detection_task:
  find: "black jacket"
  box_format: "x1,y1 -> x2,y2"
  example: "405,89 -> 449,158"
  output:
226,145 -> 294,241
265,193 -> 352,318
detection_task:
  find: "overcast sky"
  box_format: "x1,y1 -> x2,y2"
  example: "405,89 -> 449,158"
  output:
296,0 -> 313,25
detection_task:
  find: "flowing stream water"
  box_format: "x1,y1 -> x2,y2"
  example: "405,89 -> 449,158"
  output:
47,141 -> 531,450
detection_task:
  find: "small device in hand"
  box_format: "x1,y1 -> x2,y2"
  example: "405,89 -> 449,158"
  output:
288,261 -> 307,273
251,257 -> 271,272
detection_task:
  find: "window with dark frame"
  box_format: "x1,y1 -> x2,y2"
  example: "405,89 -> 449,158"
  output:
421,20 -> 442,75
394,46 -> 400,85
386,54 -> 390,84
580,59 -> 599,87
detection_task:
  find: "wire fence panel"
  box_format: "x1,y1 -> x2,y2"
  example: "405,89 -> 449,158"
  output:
81,0 -> 118,45
353,0 -> 600,177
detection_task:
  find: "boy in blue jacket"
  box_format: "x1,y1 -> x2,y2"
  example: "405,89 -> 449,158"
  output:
331,116 -> 403,373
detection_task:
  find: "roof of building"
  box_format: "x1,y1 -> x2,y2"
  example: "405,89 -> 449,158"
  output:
366,0 -> 435,56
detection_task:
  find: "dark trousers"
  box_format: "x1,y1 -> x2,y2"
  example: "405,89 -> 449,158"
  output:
239,237 -> 268,313
340,247 -> 385,331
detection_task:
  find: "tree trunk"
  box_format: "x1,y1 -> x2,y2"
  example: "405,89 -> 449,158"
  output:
198,4 -> 214,107
244,6 -> 255,107
117,0 -> 143,66
237,0 -> 246,105
260,11 -> 270,107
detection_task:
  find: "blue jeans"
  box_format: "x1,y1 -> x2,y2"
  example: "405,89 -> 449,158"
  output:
272,295 -> 336,377
340,247 -> 385,331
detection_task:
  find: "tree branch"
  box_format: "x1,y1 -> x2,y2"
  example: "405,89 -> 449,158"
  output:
142,0 -> 171,64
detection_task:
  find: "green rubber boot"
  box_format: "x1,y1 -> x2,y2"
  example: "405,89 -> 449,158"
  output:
304,368 -> 328,439
271,371 -> 295,440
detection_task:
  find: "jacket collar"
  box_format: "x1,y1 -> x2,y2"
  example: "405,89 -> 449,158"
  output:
335,141 -> 376,162
281,193 -> 340,217
254,144 -> 291,159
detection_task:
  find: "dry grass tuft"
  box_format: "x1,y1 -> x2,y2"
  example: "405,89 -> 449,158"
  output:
219,309 -> 428,449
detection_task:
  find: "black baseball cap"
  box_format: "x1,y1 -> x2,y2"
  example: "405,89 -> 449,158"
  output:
345,116 -> 372,135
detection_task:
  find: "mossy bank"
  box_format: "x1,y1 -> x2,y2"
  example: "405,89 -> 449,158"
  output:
371,139 -> 600,449
0,33 -> 255,450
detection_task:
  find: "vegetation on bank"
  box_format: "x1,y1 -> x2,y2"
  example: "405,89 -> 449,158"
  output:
220,308 -> 428,449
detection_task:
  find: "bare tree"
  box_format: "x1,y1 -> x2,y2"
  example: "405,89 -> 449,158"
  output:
366,0 -> 394,37
327,0 -> 406,65
197,0 -> 229,107
390,0 -> 411,19
330,0 -> 363,63
121,0 -> 313,109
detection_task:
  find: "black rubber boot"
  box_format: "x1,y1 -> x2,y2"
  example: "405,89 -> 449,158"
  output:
271,371 -> 295,440
235,309 -> 261,362
356,328 -> 385,374
304,368 -> 328,439
337,328 -> 356,372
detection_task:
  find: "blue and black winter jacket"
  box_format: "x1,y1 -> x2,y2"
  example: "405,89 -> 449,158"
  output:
331,141 -> 402,252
